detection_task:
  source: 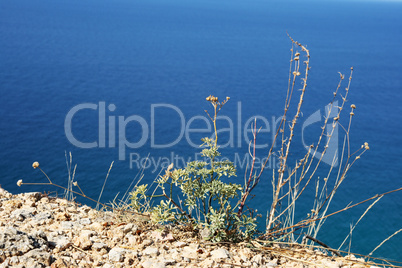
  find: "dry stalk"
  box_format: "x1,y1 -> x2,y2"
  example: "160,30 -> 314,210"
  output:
266,35 -> 310,233
370,228 -> 402,256
18,162 -> 150,218
267,186 -> 402,238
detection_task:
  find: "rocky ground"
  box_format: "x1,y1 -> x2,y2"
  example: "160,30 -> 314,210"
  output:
0,186 -> 381,268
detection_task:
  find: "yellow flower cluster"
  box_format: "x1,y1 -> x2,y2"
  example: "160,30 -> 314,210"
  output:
206,95 -> 218,102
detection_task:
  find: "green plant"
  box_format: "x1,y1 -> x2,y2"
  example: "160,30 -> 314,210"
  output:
130,96 -> 257,242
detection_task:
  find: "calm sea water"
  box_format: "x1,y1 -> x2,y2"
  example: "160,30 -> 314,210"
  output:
1,0 -> 402,260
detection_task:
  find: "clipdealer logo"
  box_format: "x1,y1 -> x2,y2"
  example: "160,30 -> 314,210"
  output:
64,101 -> 338,168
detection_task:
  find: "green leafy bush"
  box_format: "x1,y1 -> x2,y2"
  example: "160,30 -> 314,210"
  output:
130,96 -> 257,242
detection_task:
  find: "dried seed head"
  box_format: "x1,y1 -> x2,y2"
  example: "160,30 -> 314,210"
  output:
167,163 -> 174,172
364,142 -> 370,150
73,181 -> 78,186
293,71 -> 301,76
32,162 -> 39,169
350,112 -> 354,116
17,179 -> 23,187
294,56 -> 299,61
356,156 -> 361,160
351,104 -> 356,109
295,52 -> 300,57
226,96 -> 230,100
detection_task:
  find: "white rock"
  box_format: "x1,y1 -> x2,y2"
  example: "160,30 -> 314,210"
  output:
211,248 -> 231,261
170,249 -> 181,261
162,259 -> 176,265
141,260 -> 154,268
199,259 -> 214,267
73,229 -> 96,250
141,260 -> 166,268
24,192 -> 42,202
143,246 -> 159,256
34,211 -> 52,223
320,260 -> 339,268
252,254 -> 263,265
123,223 -> 137,234
182,244 -> 199,259
80,217 -> 91,225
60,221 -> 75,229
24,249 -> 51,266
78,205 -> 92,213
142,239 -> 153,247
93,242 -> 108,251
53,235 -> 72,251
151,230 -> 174,242
89,222 -> 105,233
239,248 -> 251,262
153,263 -> 167,268
72,251 -> 86,260
109,247 -> 126,262
345,254 -> 357,260
126,234 -> 139,246
0,187 -> 11,198
174,241 -> 187,248
11,208 -> 35,221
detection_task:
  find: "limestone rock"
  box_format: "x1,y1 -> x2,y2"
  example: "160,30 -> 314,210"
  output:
143,246 -> 159,256
24,248 -> 51,266
174,241 -> 187,248
73,230 -> 96,250
109,247 -> 126,262
11,208 -> 36,221
0,227 -> 48,256
48,234 -> 71,252
211,248 -> 231,261
151,230 -> 174,242
252,254 -> 264,265
93,242 -> 108,251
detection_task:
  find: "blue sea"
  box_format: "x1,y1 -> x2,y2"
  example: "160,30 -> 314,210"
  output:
1,0 -> 402,261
